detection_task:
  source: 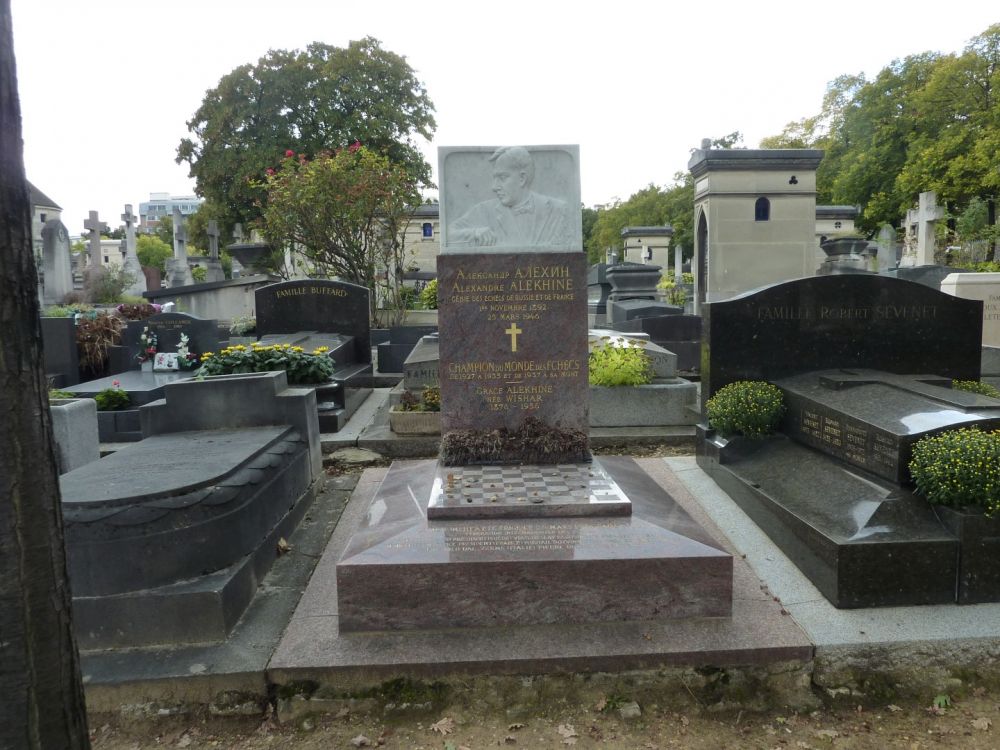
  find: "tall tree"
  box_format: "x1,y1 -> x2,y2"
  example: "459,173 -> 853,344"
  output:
177,37 -> 436,230
0,2 -> 91,747
258,145 -> 421,326
896,24 -> 1000,253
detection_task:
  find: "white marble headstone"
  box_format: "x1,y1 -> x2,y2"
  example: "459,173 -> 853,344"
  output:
439,145 -> 581,254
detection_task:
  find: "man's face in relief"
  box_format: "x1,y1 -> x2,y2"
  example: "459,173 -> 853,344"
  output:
492,155 -> 528,207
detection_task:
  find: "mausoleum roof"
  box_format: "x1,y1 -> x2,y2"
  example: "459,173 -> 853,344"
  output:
688,148 -> 824,177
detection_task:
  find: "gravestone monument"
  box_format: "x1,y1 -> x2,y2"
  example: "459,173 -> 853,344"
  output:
697,274 -> 1000,607
204,220 -> 225,282
83,210 -> 106,270
121,204 -> 146,295
255,279 -> 373,431
41,218 -> 73,304
166,207 -> 194,287
334,145 -> 732,634
437,145 -> 588,464
900,191 -> 945,267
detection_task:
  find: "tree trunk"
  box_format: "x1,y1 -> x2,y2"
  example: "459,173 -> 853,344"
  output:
0,2 -> 91,747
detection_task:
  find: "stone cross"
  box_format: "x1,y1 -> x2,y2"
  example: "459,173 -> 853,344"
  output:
206,220 -> 220,260
83,210 -> 106,268
166,207 -> 193,287
121,203 -> 146,295
172,206 -> 187,252
915,191 -> 945,265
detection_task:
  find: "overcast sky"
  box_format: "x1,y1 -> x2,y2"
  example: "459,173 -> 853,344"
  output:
10,0 -> 998,236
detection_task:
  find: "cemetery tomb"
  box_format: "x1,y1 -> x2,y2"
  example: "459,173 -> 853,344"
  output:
697,274 -> 1000,607
335,145 -> 732,633
70,312 -> 220,441
60,372 -> 322,648
255,279 -> 373,432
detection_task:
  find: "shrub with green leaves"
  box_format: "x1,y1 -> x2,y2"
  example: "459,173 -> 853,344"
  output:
419,279 -> 438,310
94,384 -> 131,411
952,379 -> 1000,399
197,343 -> 335,385
706,380 -> 785,438
48,389 -> 77,400
588,342 -> 653,387
910,427 -> 1000,513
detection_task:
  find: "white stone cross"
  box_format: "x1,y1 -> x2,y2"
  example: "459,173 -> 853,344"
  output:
83,210 -> 106,267
121,204 -> 146,295
915,191 -> 945,265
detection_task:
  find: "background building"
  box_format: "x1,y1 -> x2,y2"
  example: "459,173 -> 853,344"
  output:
139,192 -> 203,234
28,180 -> 61,255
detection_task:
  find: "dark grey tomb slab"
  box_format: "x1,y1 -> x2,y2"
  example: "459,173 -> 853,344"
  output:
776,369 -> 1000,484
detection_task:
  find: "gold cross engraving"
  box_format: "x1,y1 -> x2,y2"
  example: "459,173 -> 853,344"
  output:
505,322 -> 522,352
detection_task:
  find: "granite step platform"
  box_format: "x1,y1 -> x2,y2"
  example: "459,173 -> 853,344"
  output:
268,458 -> 809,689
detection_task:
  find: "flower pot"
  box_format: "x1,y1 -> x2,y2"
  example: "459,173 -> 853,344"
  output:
934,505 -> 1000,604
141,360 -> 153,373
389,409 -> 441,435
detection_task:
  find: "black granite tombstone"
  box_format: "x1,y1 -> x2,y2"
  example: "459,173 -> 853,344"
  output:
696,275 -> 1000,608
702,275 -> 983,408
255,279 -> 371,364
119,312 -> 220,368
41,316 -> 80,386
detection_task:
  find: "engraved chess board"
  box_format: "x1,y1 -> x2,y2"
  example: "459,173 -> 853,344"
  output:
427,461 -> 631,520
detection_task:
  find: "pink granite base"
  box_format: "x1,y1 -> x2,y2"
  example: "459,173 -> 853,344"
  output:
336,457 -> 732,632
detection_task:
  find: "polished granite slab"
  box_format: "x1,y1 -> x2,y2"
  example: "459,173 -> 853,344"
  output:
336,456 -> 731,632
269,459 -> 809,683
697,429 -> 957,608
426,460 -> 631,519
776,369 -> 1000,483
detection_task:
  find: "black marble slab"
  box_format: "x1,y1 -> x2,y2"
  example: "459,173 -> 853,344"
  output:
776,370 -> 1000,483
697,427 -> 958,608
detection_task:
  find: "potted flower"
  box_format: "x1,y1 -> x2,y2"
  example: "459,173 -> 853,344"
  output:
698,380 -> 786,465
389,385 -> 441,435
196,343 -> 334,385
137,326 -> 158,372
175,333 -> 200,370
910,427 -> 1000,603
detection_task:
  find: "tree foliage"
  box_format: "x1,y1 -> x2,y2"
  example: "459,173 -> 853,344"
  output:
258,145 -> 421,326
177,37 -> 436,230
136,234 -> 173,273
762,23 -> 1000,244
585,176 -> 694,264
